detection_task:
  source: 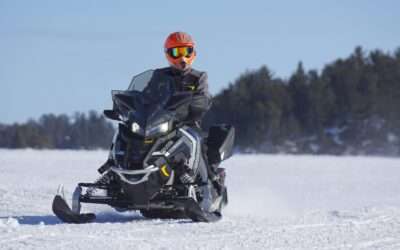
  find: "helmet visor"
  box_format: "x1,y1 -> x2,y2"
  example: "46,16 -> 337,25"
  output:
166,47 -> 194,59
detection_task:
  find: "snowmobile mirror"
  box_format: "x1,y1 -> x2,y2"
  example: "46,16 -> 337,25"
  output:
103,110 -> 120,121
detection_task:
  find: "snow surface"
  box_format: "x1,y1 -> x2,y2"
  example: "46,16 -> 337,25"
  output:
1,150 -> 400,249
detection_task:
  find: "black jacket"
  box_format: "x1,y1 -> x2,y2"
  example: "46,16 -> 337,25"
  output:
151,67 -> 212,126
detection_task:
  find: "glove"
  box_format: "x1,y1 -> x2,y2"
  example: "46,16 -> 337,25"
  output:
180,172 -> 195,184
175,162 -> 196,184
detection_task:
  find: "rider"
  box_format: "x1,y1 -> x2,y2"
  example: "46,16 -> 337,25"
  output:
154,31 -> 212,128
101,32 -> 222,216
155,32 -> 222,215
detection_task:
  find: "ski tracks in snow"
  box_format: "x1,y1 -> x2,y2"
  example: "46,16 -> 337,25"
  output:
1,150 -> 400,249
1,209 -> 400,249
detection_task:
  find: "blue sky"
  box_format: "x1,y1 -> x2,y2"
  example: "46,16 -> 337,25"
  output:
1,0 -> 399,124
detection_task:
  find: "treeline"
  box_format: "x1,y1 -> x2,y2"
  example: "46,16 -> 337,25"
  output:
204,47 -> 400,155
0,111 -> 114,149
2,47 -> 400,155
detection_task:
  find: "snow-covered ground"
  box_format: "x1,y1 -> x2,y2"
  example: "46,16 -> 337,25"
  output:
1,150 -> 400,249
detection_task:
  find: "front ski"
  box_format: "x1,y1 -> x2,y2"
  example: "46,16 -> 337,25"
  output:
52,195 -> 96,223
174,198 -> 221,222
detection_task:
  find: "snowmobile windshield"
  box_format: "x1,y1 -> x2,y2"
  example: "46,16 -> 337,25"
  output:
112,70 -> 184,138
127,70 -> 174,106
128,70 -> 155,92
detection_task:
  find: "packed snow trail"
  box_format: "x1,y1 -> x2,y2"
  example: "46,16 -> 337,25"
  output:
1,150 -> 400,249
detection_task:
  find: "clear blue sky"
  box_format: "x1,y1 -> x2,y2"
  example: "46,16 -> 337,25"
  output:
1,0 -> 399,124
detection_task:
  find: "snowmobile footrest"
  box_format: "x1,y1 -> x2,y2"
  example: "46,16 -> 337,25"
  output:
52,195 -> 96,224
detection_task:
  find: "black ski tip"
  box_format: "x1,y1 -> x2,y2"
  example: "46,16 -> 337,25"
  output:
52,195 -> 96,224
183,199 -> 222,223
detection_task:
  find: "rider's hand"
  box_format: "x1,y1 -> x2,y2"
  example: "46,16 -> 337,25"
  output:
174,162 -> 195,184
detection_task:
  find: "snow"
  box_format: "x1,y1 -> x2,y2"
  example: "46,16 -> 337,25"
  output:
1,150 -> 400,249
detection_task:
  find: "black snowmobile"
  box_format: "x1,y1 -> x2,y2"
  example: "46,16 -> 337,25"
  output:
52,70 -> 234,223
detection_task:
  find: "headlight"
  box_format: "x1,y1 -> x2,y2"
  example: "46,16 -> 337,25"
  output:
131,122 -> 140,133
158,122 -> 169,133
146,121 -> 170,137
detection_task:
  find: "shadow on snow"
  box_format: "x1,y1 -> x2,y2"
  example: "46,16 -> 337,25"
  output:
1,212 -> 192,225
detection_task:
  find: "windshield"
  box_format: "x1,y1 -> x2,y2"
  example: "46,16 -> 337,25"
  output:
128,70 -> 154,92
126,69 -> 174,107
112,69 -> 192,128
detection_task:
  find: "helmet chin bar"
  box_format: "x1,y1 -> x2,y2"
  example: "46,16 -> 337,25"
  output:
170,61 -> 191,71
179,61 -> 190,71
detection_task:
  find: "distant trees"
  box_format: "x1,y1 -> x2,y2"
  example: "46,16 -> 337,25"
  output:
2,46 -> 400,155
0,111 -> 114,149
204,47 -> 400,155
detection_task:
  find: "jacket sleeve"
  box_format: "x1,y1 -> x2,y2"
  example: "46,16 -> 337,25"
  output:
186,72 -> 212,125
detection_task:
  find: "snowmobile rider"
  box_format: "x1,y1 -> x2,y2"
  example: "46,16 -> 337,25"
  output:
156,32 -> 214,185
157,32 -> 222,214
157,31 -> 212,128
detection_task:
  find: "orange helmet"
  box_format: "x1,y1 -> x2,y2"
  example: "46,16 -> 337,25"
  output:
164,32 -> 196,71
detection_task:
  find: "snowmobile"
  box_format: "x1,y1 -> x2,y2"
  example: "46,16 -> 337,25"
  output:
52,70 -> 234,223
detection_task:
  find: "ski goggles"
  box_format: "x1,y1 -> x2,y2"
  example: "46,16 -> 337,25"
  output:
166,46 -> 194,58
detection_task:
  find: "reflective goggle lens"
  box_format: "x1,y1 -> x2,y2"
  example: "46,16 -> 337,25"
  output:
167,47 -> 194,58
